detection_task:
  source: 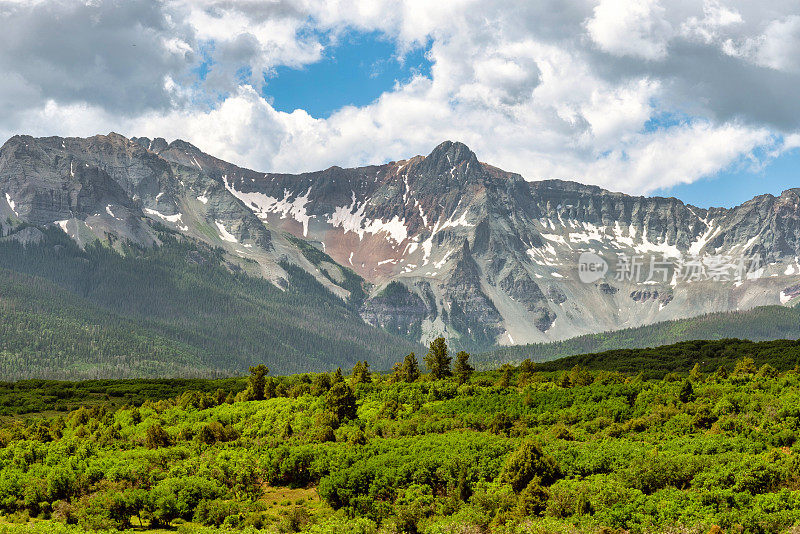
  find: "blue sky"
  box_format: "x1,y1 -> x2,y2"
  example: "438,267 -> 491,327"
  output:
656,148 -> 800,208
264,32 -> 432,118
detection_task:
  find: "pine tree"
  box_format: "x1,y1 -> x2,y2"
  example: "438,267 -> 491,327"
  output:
263,377 -> 277,400
454,351 -> 474,385
351,361 -> 372,384
424,337 -> 451,379
498,365 -> 513,387
518,358 -> 536,384
332,367 -> 344,384
145,424 -> 172,449
325,382 -> 357,422
678,380 -> 694,403
689,363 -> 703,381
500,440 -> 560,492
391,361 -> 404,383
247,364 -> 269,401
312,372 -> 333,395
401,353 -> 420,382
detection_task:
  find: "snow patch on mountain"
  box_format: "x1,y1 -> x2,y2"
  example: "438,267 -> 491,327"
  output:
540,233 -> 569,246
434,249 -> 457,269
634,233 -> 681,258
440,210 -> 475,230
224,175 -> 314,236
5,194 -> 17,216
215,220 -> 238,243
144,208 -> 182,223
327,193 -> 409,245
688,220 -> 721,256
568,222 -> 604,244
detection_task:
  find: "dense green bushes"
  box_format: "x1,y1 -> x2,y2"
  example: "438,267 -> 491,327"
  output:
0,340 -> 800,531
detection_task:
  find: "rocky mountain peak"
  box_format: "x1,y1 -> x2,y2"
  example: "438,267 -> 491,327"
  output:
131,137 -> 169,153
428,140 -> 477,161
167,139 -> 203,153
102,132 -> 130,143
418,141 -> 481,180
1,134 -> 31,148
780,188 -> 800,200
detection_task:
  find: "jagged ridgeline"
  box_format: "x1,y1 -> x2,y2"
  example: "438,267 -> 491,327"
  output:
2,133 -> 800,362
0,227 -> 421,379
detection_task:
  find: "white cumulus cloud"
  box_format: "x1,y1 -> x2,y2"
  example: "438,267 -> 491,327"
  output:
1,0 -> 800,198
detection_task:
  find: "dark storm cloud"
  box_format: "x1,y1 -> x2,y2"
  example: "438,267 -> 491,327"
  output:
0,0 -> 195,116
587,39 -> 800,132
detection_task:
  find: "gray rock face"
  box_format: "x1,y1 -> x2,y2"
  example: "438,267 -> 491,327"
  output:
444,239 -> 504,345
0,135 -> 138,223
3,133 -> 800,351
360,282 -> 430,339
547,285 -> 567,304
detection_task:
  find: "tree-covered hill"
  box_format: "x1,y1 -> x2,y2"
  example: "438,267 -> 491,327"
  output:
530,338 -> 800,378
0,226 -> 422,379
477,304 -> 800,368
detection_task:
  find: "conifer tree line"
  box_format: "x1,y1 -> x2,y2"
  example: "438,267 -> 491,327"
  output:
0,227 -> 422,379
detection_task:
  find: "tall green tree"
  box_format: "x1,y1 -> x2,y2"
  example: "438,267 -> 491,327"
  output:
454,351 -> 474,385
399,353 -> 420,382
678,380 -> 694,403
497,365 -> 513,387
145,424 -> 172,449
332,367 -> 344,384
247,364 -> 270,401
351,361 -> 372,384
325,382 -> 357,422
500,440 -> 560,493
424,337 -> 451,379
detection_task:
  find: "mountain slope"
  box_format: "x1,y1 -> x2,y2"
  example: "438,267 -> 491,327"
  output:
159,137 -> 800,350
0,225 -> 421,379
476,304 -> 800,368
2,133 -> 800,354
0,263 -> 214,380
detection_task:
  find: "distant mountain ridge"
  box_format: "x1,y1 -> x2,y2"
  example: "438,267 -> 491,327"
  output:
2,133 -> 800,354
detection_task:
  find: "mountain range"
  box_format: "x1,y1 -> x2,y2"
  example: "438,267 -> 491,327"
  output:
1,132 -> 800,376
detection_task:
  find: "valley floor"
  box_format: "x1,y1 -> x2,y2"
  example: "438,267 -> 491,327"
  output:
0,341 -> 799,533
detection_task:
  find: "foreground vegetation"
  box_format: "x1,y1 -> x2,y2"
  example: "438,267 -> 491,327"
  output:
0,339 -> 798,532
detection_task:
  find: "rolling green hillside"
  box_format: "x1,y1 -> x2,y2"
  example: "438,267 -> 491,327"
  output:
0,226 -> 421,379
529,338 -> 800,378
478,304 -> 800,368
